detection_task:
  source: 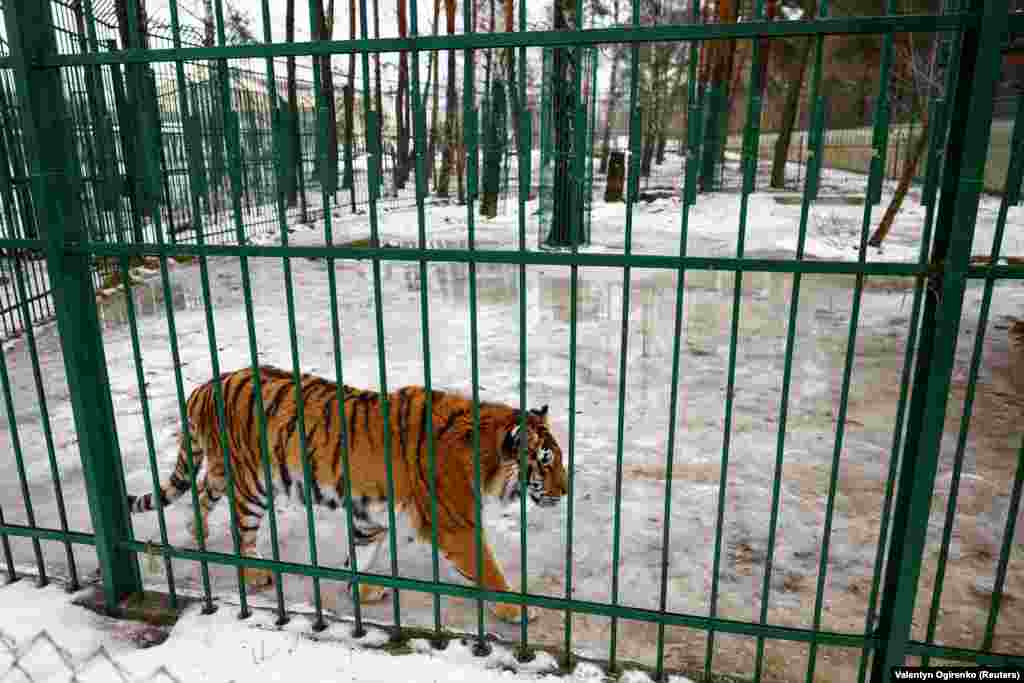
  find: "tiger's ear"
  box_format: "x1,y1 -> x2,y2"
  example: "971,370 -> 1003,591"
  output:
529,404 -> 549,424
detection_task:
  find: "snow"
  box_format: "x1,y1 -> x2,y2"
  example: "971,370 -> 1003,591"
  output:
0,576 -> 693,683
1,151 -> 1022,680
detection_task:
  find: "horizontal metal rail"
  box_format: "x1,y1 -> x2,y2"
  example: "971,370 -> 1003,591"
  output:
1,14 -> 974,69
2,520 -> 1024,668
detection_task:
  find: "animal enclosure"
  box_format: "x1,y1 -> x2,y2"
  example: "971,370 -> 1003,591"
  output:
0,0 -> 1022,682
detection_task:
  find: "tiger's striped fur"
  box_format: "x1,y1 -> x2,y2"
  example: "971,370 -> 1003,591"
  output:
128,366 -> 567,623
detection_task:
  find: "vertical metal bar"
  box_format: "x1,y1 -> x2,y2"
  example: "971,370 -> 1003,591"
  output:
125,0 -> 218,612
161,0 -> 216,614
868,28 -> 892,208
517,0 -> 535,661
560,108 -> 580,672
247,0 -> 294,627
0,297 -> 46,583
868,26 -> 895,207
5,0 -> 142,609
228,2 -> 317,624
857,13 -> 960,683
116,254 -> 177,606
981,437 -> 1024,652
357,0 -> 403,638
754,1 -> 828,678
461,0 -> 488,651
608,0 -> 642,670
870,0 -> 1008,678
0,504 -> 15,583
551,10 -> 579,662
171,0 -> 253,615
407,0 -> 444,643
703,3 -> 763,678
652,57 -> 699,683
805,1 -> 896,678
921,90 -> 1024,668
10,252 -> 80,591
0,77 -> 43,587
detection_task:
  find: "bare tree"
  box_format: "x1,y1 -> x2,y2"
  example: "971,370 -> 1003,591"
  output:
868,33 -> 939,246
343,0 -> 358,206
769,0 -> 816,189
427,0 -> 442,189
314,0 -> 340,199
598,0 -> 622,174
285,0 -> 304,212
698,0 -> 738,190
395,0 -> 412,190
437,0 -> 459,198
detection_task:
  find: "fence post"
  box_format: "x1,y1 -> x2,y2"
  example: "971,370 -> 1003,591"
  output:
869,0 -> 1007,679
3,0 -> 142,610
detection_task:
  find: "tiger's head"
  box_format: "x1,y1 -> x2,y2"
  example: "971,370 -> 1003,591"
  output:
498,405 -> 568,508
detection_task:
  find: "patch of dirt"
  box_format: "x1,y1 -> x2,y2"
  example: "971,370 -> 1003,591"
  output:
623,463 -> 721,484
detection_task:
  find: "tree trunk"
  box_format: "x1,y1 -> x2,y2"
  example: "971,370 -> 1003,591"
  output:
769,0 -> 815,189
285,0 -> 301,209
437,0 -> 458,198
116,0 -> 148,49
698,0 -> 738,191
481,0 -> 500,218
502,0 -> 520,153
395,0 -> 411,191
604,151 -> 625,202
868,116 -> 929,247
456,124 -> 466,204
202,0 -> 213,46
427,0 -> 442,189
769,36 -> 813,189
317,1 -> 339,199
373,0 -> 384,152
598,0 -> 622,175
599,51 -> 621,174
344,0 -> 357,208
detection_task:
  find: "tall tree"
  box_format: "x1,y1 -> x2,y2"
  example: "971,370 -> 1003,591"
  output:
502,0 -> 520,153
598,0 -> 622,174
427,0 -> 442,189
394,0 -> 412,190
203,0 -> 214,47
343,0 -> 358,207
373,0 -> 384,152
480,0 -> 502,217
285,0 -> 303,212
315,0 -> 340,198
769,0 -> 816,189
699,0 -> 738,190
868,31 -> 938,246
437,0 -> 459,198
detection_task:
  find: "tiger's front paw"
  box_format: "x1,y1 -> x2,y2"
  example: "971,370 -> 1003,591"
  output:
491,601 -> 534,624
351,582 -> 389,603
186,520 -> 210,547
242,567 -> 274,590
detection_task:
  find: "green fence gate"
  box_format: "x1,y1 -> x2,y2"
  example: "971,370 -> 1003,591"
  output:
0,0 -> 1022,681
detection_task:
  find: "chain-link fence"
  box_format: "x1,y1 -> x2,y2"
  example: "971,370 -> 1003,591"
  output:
0,628 -> 185,683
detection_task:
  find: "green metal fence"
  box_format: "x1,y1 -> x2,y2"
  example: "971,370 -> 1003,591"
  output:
0,0 -> 1022,681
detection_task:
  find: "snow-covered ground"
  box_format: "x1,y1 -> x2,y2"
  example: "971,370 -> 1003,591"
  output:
0,577 -> 690,682
0,153 -> 1021,682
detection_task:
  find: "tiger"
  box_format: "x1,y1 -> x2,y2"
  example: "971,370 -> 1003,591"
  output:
127,366 -> 568,623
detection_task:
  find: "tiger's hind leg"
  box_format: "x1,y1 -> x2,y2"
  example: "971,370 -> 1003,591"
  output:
234,490 -> 273,590
345,530 -> 389,602
343,501 -> 389,603
187,473 -> 223,547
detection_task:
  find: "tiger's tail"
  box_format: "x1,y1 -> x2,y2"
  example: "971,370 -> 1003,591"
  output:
127,425 -> 206,514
